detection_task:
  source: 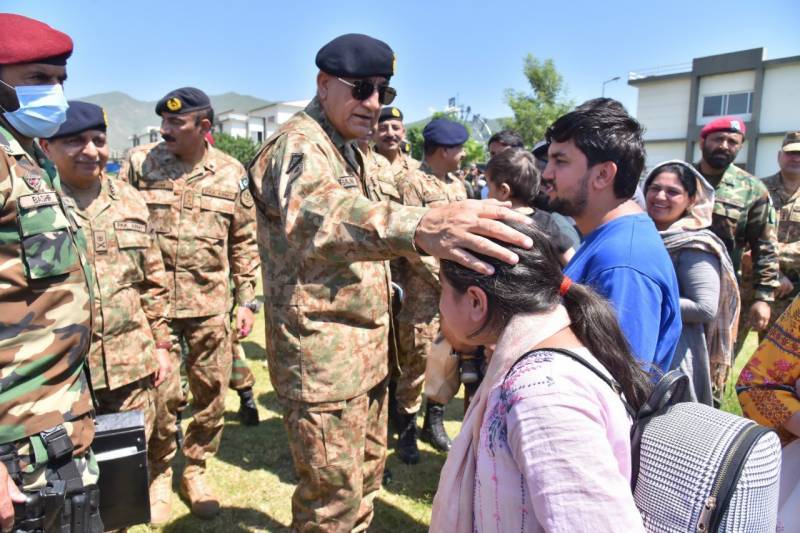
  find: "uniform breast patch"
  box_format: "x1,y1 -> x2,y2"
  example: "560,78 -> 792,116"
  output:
93,230 -> 108,254
338,176 -> 359,189
202,188 -> 237,201
114,220 -> 147,233
140,179 -> 174,190
18,192 -> 58,209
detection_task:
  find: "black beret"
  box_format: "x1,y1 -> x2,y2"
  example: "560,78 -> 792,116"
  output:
47,101 -> 106,140
532,140 -> 549,160
423,118 -> 469,147
156,87 -> 211,116
315,33 -> 395,79
379,106 -> 403,123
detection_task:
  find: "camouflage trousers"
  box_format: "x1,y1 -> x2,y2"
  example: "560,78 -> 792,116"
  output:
95,377 -> 156,442
149,314 -> 232,473
229,328 -> 256,391
392,314 -> 439,415
281,380 -> 388,533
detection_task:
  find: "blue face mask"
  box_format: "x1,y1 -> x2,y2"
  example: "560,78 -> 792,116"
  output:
0,81 -> 69,139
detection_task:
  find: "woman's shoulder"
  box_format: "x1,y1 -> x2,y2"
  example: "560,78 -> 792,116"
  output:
501,347 -> 616,404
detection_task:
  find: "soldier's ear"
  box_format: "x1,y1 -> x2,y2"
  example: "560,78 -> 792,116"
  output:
317,71 -> 330,102
39,138 -> 52,158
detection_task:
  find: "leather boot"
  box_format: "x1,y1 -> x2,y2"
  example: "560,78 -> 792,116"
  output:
237,387 -> 260,426
420,400 -> 451,452
181,462 -> 220,519
395,411 -> 420,465
149,466 -> 173,526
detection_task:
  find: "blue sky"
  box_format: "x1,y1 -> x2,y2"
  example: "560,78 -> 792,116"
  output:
6,0 -> 797,123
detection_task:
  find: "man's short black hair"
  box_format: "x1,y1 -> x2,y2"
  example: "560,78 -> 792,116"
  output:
546,98 -> 645,199
487,129 -> 524,149
194,107 -> 214,126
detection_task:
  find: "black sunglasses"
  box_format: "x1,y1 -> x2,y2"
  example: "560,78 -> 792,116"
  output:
336,77 -> 396,105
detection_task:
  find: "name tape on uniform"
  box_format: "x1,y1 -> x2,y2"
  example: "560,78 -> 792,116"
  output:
18,192 -> 59,209
114,221 -> 147,233
202,188 -> 237,201
338,176 -> 359,189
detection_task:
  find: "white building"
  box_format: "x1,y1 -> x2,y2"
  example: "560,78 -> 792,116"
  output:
215,99 -> 310,144
628,48 -> 800,177
129,126 -> 160,148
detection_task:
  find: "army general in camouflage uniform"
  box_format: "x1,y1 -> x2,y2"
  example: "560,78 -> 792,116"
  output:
0,15 -> 102,531
695,117 -> 779,358
40,101 -> 173,446
118,88 -> 259,523
390,118 -> 469,464
248,33 -> 533,532
761,131 -> 800,331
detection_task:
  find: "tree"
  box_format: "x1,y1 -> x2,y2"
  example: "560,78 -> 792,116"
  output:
504,55 -> 574,147
213,132 -> 259,166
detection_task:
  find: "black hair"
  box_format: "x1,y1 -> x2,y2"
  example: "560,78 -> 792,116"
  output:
440,221 -> 652,411
488,129 -> 524,149
194,107 -> 214,126
546,98 -> 645,200
643,163 -> 698,198
485,148 -> 540,206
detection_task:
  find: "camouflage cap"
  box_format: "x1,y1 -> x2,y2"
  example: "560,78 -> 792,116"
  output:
782,131 -> 800,153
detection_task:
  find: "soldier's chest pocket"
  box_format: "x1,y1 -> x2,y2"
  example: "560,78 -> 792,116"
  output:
423,191 -> 447,207
375,179 -> 401,203
16,195 -> 81,280
713,197 -> 746,227
139,189 -> 175,234
115,226 -> 149,285
197,193 -> 235,240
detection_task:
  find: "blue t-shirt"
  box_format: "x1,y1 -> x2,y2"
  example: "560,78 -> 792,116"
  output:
564,213 -> 681,373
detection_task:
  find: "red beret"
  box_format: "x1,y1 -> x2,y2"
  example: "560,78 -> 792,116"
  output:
0,13 -> 73,66
701,117 -> 746,139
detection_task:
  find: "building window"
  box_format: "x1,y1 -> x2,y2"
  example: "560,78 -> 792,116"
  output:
132,136 -> 139,147
257,131 -> 263,143
702,92 -> 753,117
149,131 -> 158,143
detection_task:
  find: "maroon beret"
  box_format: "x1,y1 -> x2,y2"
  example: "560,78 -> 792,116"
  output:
700,116 -> 746,139
0,13 -> 73,66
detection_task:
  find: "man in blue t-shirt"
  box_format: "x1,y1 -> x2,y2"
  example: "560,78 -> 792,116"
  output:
541,98 -> 681,373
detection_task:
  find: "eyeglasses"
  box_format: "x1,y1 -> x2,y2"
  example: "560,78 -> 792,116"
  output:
336,77 -> 396,105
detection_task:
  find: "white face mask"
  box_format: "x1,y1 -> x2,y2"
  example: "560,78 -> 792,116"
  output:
0,81 -> 69,138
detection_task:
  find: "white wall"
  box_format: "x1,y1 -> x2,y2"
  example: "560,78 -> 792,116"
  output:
760,64 -> 800,134
755,135 -> 783,178
644,141 -> 687,172
636,78 -> 692,141
696,70 -> 756,125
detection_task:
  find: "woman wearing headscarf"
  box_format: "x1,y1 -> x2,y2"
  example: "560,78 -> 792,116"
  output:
644,160 -> 740,405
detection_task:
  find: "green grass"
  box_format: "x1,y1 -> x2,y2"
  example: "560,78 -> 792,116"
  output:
130,313 -> 760,532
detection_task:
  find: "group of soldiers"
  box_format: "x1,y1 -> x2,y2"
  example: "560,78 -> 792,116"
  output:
3,10 -> 799,533
1,15 -> 534,533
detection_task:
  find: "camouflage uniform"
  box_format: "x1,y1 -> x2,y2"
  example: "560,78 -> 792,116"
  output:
248,98 -> 426,532
698,163 -> 780,349
391,162 -> 467,414
761,172 -> 800,328
387,151 -> 420,189
228,331 -> 256,390
118,141 -> 258,471
0,125 -> 97,488
62,176 -> 171,442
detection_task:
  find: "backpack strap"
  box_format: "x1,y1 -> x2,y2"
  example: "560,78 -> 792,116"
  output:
506,347 -> 637,419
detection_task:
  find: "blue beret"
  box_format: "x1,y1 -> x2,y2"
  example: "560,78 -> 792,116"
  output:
156,87 -> 211,116
47,101 -> 106,139
316,33 -> 395,79
379,106 -> 403,123
423,118 -> 469,147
